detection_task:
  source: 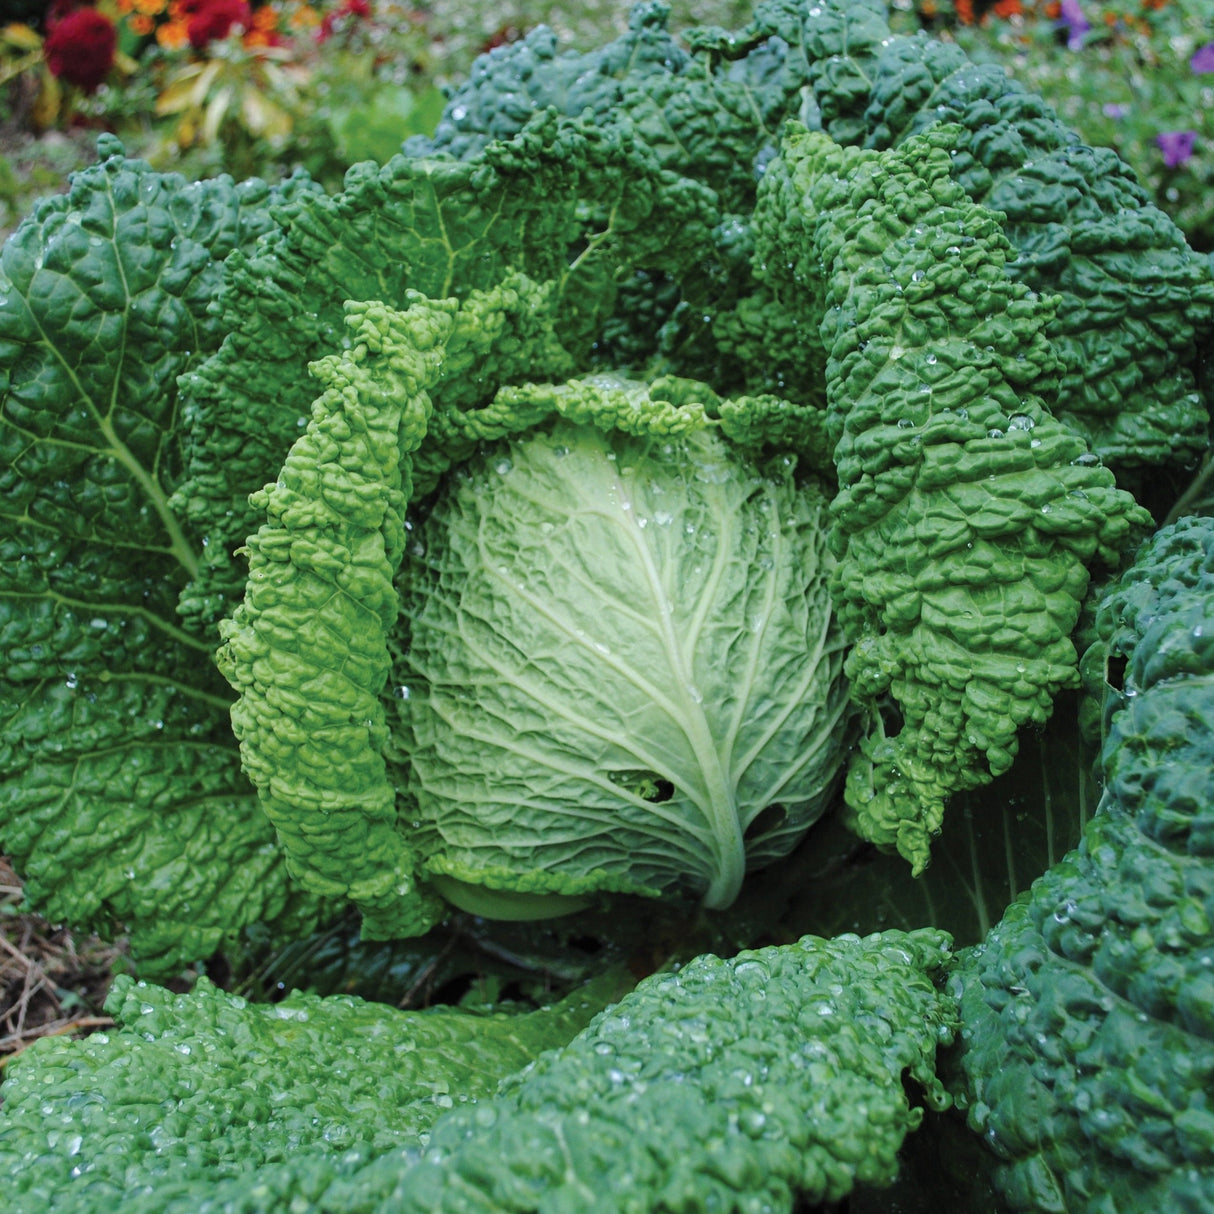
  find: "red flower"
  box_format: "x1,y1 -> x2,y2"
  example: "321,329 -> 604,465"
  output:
44,7 -> 116,93
179,0 -> 253,49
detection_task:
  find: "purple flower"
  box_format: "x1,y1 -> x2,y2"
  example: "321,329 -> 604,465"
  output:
1102,103 -> 1128,120
1059,0 -> 1090,51
1192,43 -> 1214,74
1156,130 -> 1198,169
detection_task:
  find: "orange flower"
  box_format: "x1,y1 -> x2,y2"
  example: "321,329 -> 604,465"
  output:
1045,1 -> 1062,16
156,17 -> 190,47
128,12 -> 154,32
955,0 -> 975,23
115,0 -> 136,13
133,0 -> 168,14
240,4 -> 284,48
993,0 -> 1022,15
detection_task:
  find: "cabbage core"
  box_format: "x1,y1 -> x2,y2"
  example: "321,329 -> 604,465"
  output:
392,417 -> 852,913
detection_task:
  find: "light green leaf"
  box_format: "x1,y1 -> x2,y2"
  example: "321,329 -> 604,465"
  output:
399,403 -> 852,911
0,970 -> 625,1213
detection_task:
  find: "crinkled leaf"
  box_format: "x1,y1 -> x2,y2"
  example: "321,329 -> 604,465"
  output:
116,929 -> 957,1214
949,516 -> 1214,1213
783,123 -> 1148,870
0,970 -> 624,1213
763,0 -> 1214,471
0,138 -> 324,972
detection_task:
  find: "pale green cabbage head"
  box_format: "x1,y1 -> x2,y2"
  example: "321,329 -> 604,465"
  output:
392,417 -> 853,917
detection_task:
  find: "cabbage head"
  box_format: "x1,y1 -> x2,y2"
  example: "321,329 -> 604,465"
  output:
391,417 -> 853,918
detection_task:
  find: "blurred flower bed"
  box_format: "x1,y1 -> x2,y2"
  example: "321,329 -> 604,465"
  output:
0,0 -> 450,193
3,1 -> 1209,246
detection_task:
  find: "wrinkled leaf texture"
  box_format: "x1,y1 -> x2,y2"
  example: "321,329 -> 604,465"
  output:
399,412 -> 851,910
0,137 -> 325,972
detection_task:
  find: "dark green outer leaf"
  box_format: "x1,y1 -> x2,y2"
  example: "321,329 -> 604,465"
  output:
0,138 -> 324,973
802,4 -> 1214,471
948,516 -> 1214,1213
413,2 -> 802,213
786,122 -> 1148,871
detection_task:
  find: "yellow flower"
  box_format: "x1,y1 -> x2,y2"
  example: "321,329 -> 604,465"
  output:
288,4 -> 320,30
133,0 -> 167,14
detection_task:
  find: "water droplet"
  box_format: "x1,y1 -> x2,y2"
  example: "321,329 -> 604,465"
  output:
493,457 -> 512,475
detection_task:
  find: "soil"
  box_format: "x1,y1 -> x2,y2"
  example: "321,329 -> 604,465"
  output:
0,857 -> 124,1075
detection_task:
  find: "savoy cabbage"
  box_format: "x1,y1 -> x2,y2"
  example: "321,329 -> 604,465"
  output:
1,1 -> 1212,1211
397,413 -> 850,915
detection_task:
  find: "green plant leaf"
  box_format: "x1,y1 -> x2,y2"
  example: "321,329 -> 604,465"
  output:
0,140 -> 325,973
